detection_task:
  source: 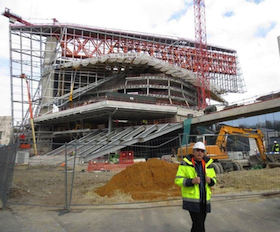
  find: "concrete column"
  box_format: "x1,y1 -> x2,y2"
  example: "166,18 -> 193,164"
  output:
40,36 -> 58,115
108,114 -> 112,133
0,116 -> 13,145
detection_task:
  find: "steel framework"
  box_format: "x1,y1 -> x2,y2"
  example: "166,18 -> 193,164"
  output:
2,8 -> 246,131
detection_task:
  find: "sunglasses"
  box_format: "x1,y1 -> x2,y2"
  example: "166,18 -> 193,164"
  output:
195,149 -> 205,153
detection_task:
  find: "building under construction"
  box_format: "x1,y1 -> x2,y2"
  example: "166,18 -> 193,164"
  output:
2,8 -> 246,158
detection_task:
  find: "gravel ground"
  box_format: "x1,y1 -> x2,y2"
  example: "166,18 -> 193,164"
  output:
8,162 -> 280,206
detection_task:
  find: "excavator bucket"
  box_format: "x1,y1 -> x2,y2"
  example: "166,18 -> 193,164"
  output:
266,154 -> 280,168
248,155 -> 265,168
249,153 -> 280,169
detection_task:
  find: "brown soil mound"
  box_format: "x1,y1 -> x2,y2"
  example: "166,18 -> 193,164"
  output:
95,159 -> 280,201
95,158 -> 181,200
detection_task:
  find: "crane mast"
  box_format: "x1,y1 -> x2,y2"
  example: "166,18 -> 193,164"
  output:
193,0 -> 210,109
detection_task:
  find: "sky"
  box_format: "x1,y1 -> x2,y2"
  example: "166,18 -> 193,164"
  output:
0,0 -> 279,116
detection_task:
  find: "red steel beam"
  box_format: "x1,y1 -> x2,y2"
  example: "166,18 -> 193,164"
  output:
54,34 -> 237,76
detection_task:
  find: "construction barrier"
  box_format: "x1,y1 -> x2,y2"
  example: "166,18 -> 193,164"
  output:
87,161 -> 134,172
87,151 -> 134,172
119,151 -> 134,164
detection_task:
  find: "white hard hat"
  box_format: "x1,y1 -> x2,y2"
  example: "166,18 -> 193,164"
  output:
193,142 -> 206,151
274,141 -> 278,143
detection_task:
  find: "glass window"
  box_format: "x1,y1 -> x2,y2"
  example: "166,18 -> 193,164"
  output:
246,116 -> 257,128
264,113 -> 274,129
238,117 -> 245,127
257,115 -> 266,128
274,112 -> 280,131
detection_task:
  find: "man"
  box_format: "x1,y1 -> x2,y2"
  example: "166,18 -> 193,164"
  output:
175,141 -> 216,232
272,141 -> 279,153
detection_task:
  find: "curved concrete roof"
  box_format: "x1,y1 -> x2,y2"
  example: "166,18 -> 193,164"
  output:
58,53 -> 226,103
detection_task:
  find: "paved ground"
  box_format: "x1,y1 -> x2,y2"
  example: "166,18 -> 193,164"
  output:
1,195 -> 280,232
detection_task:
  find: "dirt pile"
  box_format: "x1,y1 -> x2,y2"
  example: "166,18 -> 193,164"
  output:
95,159 -> 280,200
95,158 -> 181,200
9,161 -> 280,205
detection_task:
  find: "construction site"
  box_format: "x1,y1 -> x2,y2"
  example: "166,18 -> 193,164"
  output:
1,4 -> 280,231
0,1 -> 280,232
2,6 -> 247,155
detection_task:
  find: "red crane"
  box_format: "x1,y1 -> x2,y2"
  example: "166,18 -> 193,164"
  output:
193,0 -> 210,109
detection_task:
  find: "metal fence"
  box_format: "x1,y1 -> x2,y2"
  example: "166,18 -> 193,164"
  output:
0,144 -> 17,209
6,134 -> 280,210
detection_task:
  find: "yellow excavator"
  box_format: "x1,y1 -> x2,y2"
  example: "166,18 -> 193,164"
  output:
177,125 -> 279,173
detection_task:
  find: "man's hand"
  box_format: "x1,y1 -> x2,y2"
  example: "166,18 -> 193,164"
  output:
205,176 -> 211,184
192,177 -> 201,184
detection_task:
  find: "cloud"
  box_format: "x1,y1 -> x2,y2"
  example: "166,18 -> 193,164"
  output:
254,21 -> 277,38
223,11 -> 234,17
246,0 -> 265,4
168,2 -> 192,21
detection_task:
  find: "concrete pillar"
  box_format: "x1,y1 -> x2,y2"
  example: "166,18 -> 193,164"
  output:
0,116 -> 13,145
40,36 -> 58,115
108,114 -> 112,133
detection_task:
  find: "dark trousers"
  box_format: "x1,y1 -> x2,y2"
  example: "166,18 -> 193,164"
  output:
189,211 -> 207,232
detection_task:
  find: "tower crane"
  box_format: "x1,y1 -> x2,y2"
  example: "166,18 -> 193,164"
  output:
193,0 -> 210,109
2,7 -> 33,26
2,8 -> 58,25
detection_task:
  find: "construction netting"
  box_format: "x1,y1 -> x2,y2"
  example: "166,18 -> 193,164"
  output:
0,144 -> 17,209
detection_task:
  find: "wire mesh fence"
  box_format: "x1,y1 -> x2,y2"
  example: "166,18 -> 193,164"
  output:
7,133 -> 280,209
0,144 -> 17,209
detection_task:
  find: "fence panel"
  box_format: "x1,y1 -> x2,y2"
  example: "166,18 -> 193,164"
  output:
0,144 -> 17,209
7,134 -> 280,209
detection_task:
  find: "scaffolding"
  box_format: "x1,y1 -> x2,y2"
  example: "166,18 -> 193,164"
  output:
3,8 -> 246,153
7,22 -> 245,122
